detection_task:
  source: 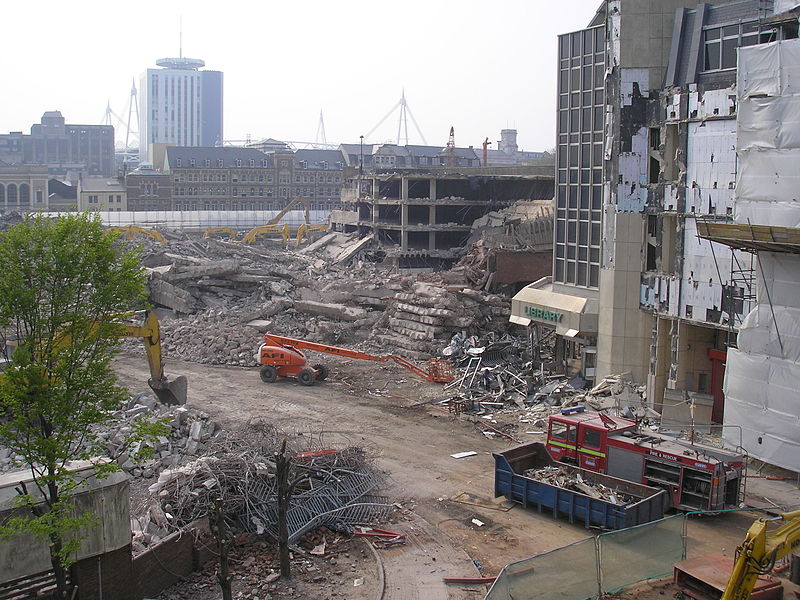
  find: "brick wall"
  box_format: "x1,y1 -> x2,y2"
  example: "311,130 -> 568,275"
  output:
492,250 -> 552,286
131,531 -> 194,598
72,545 -> 133,600
69,524 -> 215,600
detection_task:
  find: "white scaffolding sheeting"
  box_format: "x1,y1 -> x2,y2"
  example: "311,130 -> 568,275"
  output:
723,40 -> 800,471
735,41 -> 800,228
36,210 -> 329,231
774,0 -> 800,14
723,253 -> 800,470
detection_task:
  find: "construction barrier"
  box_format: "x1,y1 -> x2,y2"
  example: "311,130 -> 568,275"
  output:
485,508 -> 788,600
485,514 -> 684,600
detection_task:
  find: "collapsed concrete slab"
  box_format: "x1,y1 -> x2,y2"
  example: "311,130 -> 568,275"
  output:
163,259 -> 241,282
149,279 -> 197,314
294,300 -> 368,322
334,234 -> 374,264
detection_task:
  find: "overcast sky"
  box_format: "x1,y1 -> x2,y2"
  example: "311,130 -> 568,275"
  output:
3,0 -> 601,152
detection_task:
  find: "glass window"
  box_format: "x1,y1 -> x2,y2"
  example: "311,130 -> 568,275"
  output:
722,38 -> 738,69
583,428 -> 601,448
705,41 -> 720,70
551,422 -> 567,440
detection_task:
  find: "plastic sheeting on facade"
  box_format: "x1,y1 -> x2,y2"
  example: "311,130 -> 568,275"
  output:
723,40 -> 800,471
723,253 -> 800,471
774,0 -> 800,14
735,41 -> 800,228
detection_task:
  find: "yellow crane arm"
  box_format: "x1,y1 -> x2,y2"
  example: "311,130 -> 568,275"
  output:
117,311 -> 187,405
721,509 -> 800,600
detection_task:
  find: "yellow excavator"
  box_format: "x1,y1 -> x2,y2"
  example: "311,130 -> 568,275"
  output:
243,196 -> 310,244
295,223 -> 328,247
203,226 -> 238,240
119,310 -> 187,405
1,311 -> 187,405
111,225 -> 167,245
721,509 -> 800,600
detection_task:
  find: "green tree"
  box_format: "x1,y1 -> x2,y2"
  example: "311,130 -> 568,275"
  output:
0,213 -> 148,599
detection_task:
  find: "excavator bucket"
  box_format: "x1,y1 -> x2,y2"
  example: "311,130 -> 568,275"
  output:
148,375 -> 188,405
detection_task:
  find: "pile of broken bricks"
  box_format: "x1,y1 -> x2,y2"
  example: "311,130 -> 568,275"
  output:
101,393 -> 222,478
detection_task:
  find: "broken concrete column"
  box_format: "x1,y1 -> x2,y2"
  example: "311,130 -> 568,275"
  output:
163,259 -> 242,282
149,279 -> 197,314
394,302 -> 454,318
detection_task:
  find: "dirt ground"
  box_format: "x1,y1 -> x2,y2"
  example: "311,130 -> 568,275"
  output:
114,353 -> 797,600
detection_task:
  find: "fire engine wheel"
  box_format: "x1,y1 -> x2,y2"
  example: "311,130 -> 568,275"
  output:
298,367 -> 316,386
313,364 -> 329,381
259,365 -> 278,383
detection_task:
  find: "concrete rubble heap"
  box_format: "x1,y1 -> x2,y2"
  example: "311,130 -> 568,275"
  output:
439,331 -> 661,440
124,231 -> 514,365
0,392 -> 219,477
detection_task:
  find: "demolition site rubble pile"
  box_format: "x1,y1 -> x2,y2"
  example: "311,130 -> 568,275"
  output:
134,422 -> 388,552
374,282 -> 512,359
0,392 -> 220,479
126,232 -> 513,364
522,465 -> 638,505
440,333 -> 656,438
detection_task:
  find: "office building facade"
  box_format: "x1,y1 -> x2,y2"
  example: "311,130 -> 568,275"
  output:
139,57 -> 223,162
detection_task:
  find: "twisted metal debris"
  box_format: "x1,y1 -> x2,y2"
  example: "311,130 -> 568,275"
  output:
145,421 -> 389,545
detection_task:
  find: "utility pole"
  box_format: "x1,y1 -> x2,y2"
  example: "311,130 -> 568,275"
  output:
359,135 -> 364,200
276,439 -> 292,578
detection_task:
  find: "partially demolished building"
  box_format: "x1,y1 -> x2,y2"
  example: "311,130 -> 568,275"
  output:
330,171 -> 554,269
511,0 -> 798,450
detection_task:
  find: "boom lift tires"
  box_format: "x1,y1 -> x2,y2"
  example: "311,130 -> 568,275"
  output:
260,365 -> 278,383
312,364 -> 329,381
298,367 -> 316,386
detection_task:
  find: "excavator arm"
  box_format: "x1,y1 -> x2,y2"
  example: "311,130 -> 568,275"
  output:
261,334 -> 454,383
721,509 -> 800,600
119,311 -> 187,405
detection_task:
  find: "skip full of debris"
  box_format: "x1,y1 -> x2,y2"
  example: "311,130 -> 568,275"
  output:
522,465 -> 637,505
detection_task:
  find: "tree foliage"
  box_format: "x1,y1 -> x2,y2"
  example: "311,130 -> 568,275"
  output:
0,213 -> 149,596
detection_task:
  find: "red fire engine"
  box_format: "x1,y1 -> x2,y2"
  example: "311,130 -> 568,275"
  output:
545,407 -> 744,511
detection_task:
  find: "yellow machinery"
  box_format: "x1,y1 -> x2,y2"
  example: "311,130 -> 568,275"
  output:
295,223 -> 328,247
242,196 -> 310,244
119,310 -> 187,405
111,225 -> 167,245
721,509 -> 800,600
242,224 -> 290,244
203,226 -> 238,240
2,311 -> 186,405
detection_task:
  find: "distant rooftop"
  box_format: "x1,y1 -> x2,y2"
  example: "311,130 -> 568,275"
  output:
155,57 -> 205,70
80,177 -> 125,193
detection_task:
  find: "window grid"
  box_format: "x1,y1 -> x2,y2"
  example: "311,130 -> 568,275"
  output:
555,25 -> 604,288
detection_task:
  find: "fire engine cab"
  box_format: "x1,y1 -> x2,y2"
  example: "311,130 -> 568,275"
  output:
545,407 -> 744,512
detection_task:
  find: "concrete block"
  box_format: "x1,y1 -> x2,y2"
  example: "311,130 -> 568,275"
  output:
149,278 -> 197,314
294,300 -> 368,322
189,421 -> 203,441
245,319 -> 273,332
165,259 -> 241,282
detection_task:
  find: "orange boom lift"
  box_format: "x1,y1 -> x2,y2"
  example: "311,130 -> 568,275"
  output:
256,333 -> 455,386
